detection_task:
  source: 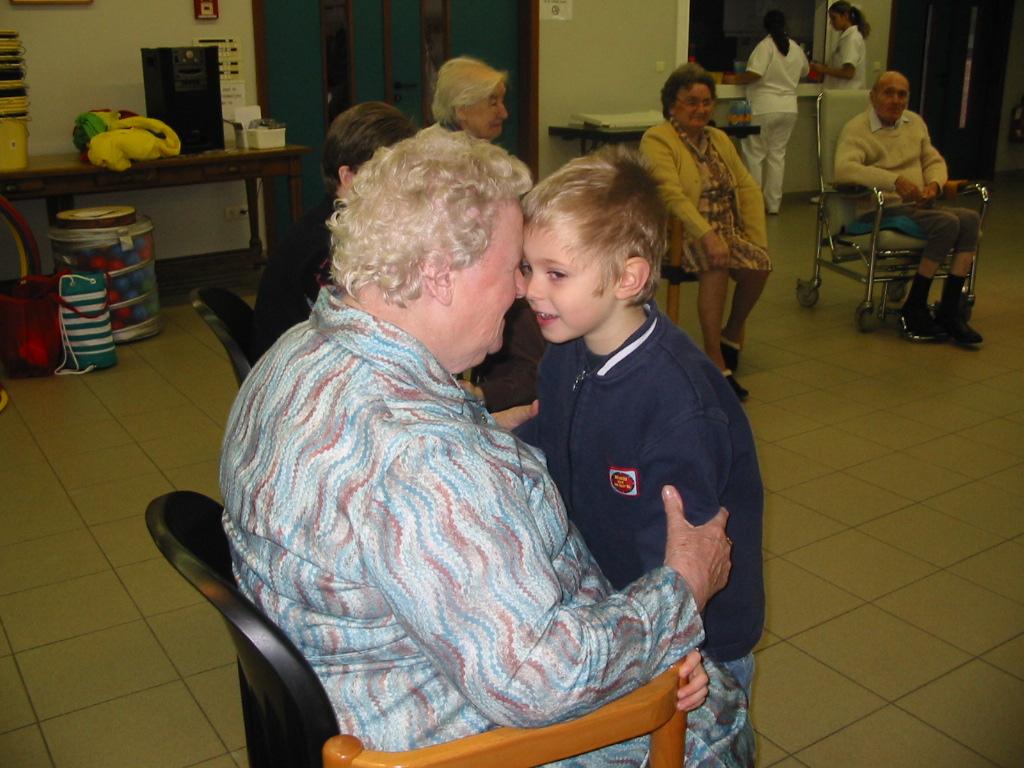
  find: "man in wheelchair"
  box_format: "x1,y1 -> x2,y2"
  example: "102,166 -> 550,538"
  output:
834,70 -> 982,345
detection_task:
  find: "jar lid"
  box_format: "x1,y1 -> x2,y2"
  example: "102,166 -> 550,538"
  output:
55,206 -> 137,229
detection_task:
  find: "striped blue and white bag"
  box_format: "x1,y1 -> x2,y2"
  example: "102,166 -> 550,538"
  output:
55,271 -> 117,374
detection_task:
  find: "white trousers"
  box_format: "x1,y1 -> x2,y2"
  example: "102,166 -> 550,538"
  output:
741,111 -> 798,213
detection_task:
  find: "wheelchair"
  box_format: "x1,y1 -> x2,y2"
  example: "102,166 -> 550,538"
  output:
796,89 -> 989,332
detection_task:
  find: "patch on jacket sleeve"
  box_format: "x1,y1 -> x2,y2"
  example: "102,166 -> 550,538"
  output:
609,467 -> 639,496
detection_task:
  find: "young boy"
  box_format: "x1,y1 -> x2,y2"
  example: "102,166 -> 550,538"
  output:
515,146 -> 764,705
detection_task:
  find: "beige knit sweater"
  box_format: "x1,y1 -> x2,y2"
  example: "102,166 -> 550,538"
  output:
834,107 -> 947,211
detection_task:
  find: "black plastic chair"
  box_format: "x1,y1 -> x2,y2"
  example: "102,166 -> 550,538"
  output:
146,491 -> 339,768
190,287 -> 256,386
149,491 -> 691,767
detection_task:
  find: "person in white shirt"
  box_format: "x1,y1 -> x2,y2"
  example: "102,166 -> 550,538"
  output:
810,1 -> 870,90
725,11 -> 809,214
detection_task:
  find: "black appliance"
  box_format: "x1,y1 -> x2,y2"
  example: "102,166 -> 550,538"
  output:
141,46 -> 224,154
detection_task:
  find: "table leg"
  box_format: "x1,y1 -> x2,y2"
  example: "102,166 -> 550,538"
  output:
244,178 -> 262,259
287,160 -> 303,221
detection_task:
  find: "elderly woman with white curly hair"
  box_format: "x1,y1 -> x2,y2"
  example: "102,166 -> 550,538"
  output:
220,129 -> 743,766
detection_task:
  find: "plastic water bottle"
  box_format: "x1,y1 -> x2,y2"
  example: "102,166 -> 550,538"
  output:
728,101 -> 742,126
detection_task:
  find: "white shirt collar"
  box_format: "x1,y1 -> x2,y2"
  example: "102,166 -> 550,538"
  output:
868,109 -> 911,133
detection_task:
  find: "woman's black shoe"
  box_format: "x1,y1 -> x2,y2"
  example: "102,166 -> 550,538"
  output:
725,372 -> 749,401
720,338 -> 741,372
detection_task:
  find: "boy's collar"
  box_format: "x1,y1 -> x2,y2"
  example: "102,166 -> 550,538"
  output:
586,303 -> 659,378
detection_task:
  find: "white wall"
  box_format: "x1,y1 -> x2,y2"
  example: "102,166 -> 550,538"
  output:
1,0 -> 258,279
5,0 -> 1015,282
537,0 -> 888,190
537,0 -> 679,179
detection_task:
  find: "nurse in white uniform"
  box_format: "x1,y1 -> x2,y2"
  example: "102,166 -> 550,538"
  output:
810,1 -> 870,90
725,11 -> 809,214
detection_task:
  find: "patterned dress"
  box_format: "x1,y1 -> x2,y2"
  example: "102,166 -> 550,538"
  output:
221,287 -> 751,766
672,118 -> 772,274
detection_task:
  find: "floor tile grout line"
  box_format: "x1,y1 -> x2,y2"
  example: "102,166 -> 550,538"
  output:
883,698 -> 1005,767
850,513 -> 1023,572
0,563 -> 111,599
782,685 -> 1002,768
867,592 -> 1023,659
971,630 -> 1024,684
774,532 -> 1022,613
806,462 -> 997,510
140,614 -> 238,759
1,611 -> 144,657
71,333 -> 244,766
14,673 -> 235,739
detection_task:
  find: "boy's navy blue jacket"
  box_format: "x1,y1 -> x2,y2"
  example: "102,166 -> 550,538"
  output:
516,304 -> 764,662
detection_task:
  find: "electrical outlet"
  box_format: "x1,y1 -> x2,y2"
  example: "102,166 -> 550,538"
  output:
224,205 -> 248,221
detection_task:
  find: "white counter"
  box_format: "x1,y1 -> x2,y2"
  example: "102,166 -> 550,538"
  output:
715,83 -> 823,100
711,83 -> 824,194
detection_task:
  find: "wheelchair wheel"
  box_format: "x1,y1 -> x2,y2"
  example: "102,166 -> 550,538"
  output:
887,279 -> 908,304
855,302 -> 877,332
796,279 -> 820,308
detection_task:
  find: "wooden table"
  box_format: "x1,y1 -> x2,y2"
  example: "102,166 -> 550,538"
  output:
0,145 -> 311,259
549,123 -> 760,154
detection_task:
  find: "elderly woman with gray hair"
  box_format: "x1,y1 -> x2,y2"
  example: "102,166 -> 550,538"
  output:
220,129 -> 748,766
426,54 -> 543,412
641,63 -> 771,402
429,55 -> 509,140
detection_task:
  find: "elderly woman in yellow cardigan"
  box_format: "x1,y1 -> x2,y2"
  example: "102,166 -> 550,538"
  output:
641,63 -> 770,401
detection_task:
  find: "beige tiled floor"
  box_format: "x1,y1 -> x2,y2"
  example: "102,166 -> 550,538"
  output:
1,179 -> 1023,767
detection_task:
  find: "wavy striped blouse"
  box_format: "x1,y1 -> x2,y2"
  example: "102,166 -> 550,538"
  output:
220,288 -> 746,766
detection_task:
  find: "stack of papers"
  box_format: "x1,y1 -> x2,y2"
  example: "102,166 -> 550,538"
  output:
569,110 -> 664,129
0,30 -> 28,119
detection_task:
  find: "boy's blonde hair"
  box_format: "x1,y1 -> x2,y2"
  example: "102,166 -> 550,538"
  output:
522,146 -> 667,304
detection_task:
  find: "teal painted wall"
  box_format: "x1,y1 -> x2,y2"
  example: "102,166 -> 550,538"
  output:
262,0 -> 522,233
450,0 -> 520,157
352,2 -> 386,102
263,0 -> 326,233
349,1 -> 522,155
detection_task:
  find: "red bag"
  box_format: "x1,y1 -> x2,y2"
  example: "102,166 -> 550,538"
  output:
0,274 -> 64,378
